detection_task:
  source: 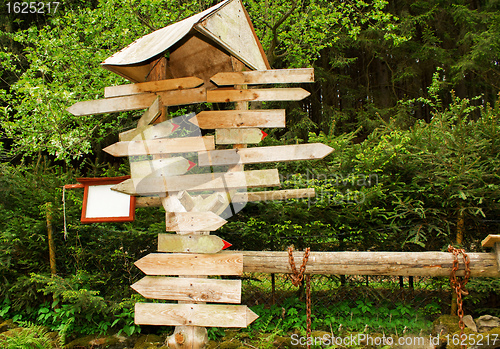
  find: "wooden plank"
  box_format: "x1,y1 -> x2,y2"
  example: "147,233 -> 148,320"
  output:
216,128 -> 266,144
229,251 -> 500,277
131,276 -> 240,303
137,96 -> 161,128
135,303 -> 258,327
481,234 -> 500,248
135,253 -> 243,276
165,212 -> 227,232
66,88 -> 206,116
482,235 -> 500,272
130,157 -> 195,179
135,188 -> 315,207
103,136 -> 215,157
199,143 -> 334,166
190,110 -> 285,129
232,188 -> 316,203
158,234 -> 231,253
112,169 -> 280,196
105,77 -> 204,98
119,120 -> 179,142
210,68 -> 314,86
207,88 -> 310,103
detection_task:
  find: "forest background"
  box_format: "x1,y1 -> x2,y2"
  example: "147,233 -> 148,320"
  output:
0,0 -> 500,341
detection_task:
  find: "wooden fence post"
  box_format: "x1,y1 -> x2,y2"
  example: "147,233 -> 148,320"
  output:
46,202 -> 57,276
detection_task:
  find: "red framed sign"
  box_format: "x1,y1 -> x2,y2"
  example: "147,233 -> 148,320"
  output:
76,176 -> 135,223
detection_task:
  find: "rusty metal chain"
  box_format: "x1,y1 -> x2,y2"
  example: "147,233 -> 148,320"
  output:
288,247 -> 311,349
448,245 -> 471,349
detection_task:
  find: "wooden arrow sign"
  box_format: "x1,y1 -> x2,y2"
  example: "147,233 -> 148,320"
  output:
67,87 -> 206,116
112,169 -> 280,196
210,68 -> 314,86
130,157 -> 195,179
190,110 -> 285,129
135,188 -> 316,207
119,120 -> 179,142
131,276 -> 241,303
135,253 -> 243,276
158,234 -> 231,253
232,188 -> 316,203
216,128 -> 266,144
105,77 -> 204,98
165,212 -> 227,232
199,143 -> 333,166
103,136 -> 214,157
207,88 -> 310,103
135,303 -> 258,327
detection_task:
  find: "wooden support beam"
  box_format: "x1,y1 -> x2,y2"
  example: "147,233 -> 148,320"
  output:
230,251 -> 500,277
482,234 -> 500,272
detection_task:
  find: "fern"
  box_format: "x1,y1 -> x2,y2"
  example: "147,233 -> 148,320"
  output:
0,322 -> 57,349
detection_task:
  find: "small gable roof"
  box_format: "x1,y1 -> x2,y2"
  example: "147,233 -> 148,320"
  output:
102,0 -> 269,82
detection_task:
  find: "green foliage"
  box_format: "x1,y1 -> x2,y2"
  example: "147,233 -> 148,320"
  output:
247,296 -> 435,336
466,278 -> 500,317
0,322 -> 58,349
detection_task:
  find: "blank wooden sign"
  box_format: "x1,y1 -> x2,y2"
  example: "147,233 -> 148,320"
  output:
135,303 -> 258,327
77,176 -> 135,223
131,276 -> 241,303
135,253 -> 243,276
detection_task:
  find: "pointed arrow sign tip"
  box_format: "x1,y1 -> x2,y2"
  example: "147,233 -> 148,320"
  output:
187,160 -> 196,171
222,239 -> 232,250
261,130 -> 268,140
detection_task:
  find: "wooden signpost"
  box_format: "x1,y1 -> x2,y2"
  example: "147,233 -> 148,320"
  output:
66,1 -> 327,347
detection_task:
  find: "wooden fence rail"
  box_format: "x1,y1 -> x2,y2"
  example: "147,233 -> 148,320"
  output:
229,251 -> 500,277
